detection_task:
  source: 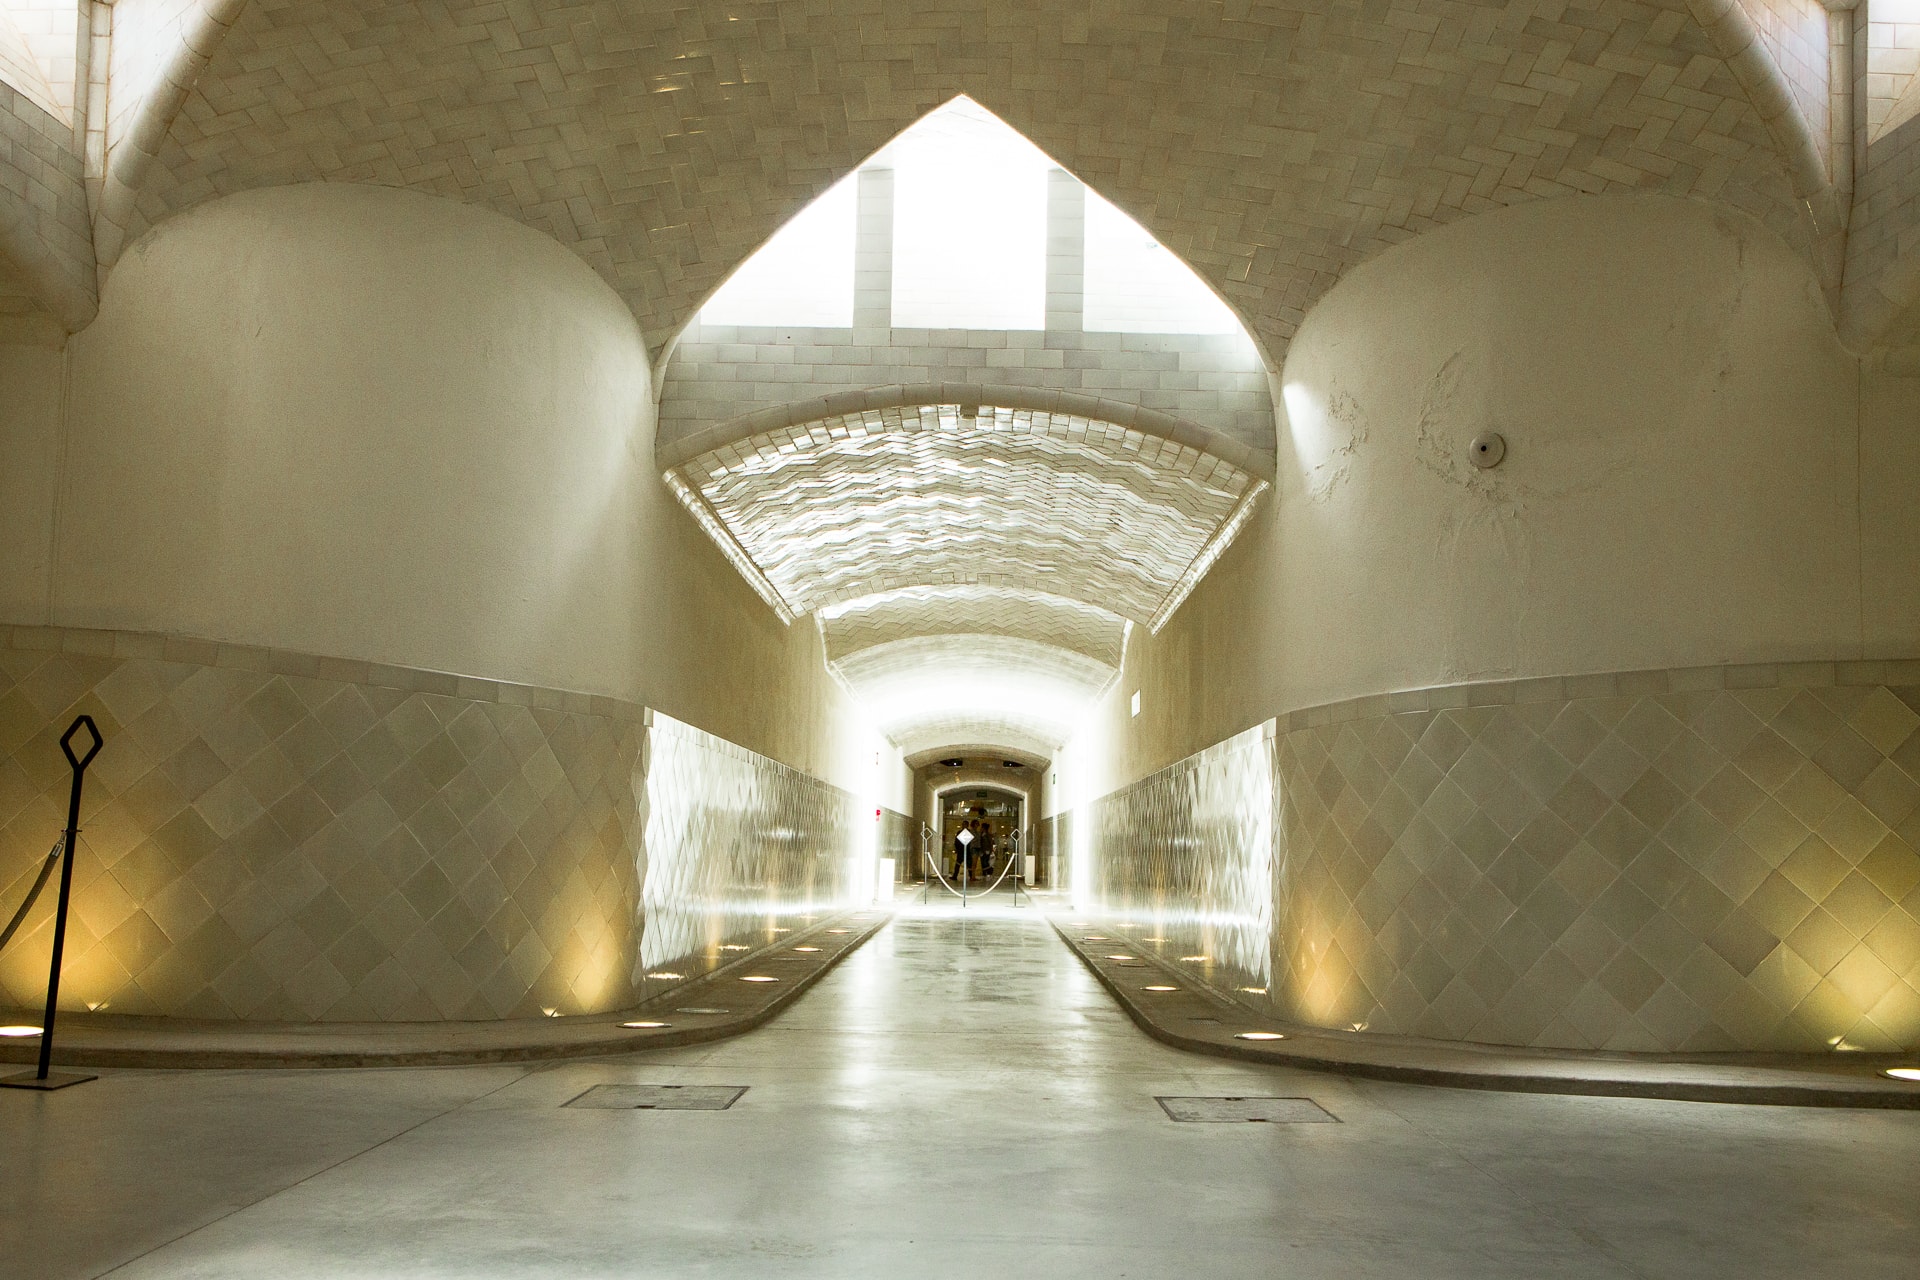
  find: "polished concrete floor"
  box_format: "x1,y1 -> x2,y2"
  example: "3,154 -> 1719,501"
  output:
4,898 -> 1918,1278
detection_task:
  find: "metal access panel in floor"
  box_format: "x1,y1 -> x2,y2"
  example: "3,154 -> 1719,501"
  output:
1156,1096 -> 1338,1123
564,1085 -> 749,1110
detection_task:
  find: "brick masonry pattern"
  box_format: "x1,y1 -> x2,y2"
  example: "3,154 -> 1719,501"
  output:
671,402 -> 1258,625
114,0 -> 1815,369
661,326 -> 1276,460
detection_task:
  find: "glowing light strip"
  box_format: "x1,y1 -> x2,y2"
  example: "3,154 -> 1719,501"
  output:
663,469 -> 796,624
1148,479 -> 1268,634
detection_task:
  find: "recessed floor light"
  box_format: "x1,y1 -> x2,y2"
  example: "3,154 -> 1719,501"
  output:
0,1025 -> 41,1037
793,946 -> 822,953
620,1021 -> 669,1029
741,975 -> 778,983
1239,987 -> 1268,995
1143,985 -> 1177,993
827,929 -> 851,934
1886,1068 -> 1920,1082
1105,954 -> 1136,961
719,944 -> 750,951
1144,936 -> 1170,943
1235,1031 -> 1286,1042
1081,935 -> 1108,941
1180,956 -> 1208,963
646,972 -> 685,980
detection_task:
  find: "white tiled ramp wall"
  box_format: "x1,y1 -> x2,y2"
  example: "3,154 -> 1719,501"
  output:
0,627 -> 647,1021
635,711 -> 862,975
1083,665 -> 1920,1053
1089,722 -> 1276,1004
0,627 -> 887,1022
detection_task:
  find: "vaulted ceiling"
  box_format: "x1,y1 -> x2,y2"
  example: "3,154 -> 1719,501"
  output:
77,0 -> 1828,362
665,399 -> 1265,758
8,0 -> 1917,764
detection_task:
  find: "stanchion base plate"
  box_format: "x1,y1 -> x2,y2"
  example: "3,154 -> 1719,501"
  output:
1,1070 -> 96,1091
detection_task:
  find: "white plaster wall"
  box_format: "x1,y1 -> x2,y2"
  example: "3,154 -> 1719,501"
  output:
0,345 -> 61,619
1,182 -> 882,791
1860,367 -> 1920,651
1074,195 -> 1900,795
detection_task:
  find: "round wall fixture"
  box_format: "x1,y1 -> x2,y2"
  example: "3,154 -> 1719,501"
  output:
1469,432 -> 1506,468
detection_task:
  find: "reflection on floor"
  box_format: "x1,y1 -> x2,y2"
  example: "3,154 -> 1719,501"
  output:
4,896 -> 1918,1278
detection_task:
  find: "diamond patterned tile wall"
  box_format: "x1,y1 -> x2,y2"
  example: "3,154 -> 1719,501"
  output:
1083,662 -> 1920,1052
0,626 -> 872,1022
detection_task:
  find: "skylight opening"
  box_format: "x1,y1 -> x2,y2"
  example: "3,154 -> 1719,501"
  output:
698,173 -> 858,327
0,1 -> 79,125
693,95 -> 1251,339
884,98 -> 1050,330
1083,190 -> 1242,335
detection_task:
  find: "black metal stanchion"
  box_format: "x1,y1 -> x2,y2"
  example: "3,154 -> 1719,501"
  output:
3,715 -> 103,1091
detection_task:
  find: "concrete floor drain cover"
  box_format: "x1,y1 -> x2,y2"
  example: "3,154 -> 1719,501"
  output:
566,1085 -> 748,1110
1158,1097 -> 1337,1123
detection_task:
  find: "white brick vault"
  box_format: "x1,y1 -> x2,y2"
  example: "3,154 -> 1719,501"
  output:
6,0 -> 1919,351
10,0 -> 1920,353
8,0 -> 1920,749
821,586 -> 1128,671
665,403 -> 1263,627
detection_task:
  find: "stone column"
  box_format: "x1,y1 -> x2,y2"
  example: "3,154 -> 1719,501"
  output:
1045,168 -> 1085,333
854,167 -> 894,338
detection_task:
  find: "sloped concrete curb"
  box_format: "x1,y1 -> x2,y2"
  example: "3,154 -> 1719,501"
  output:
0,910 -> 892,1070
1053,918 -> 1920,1109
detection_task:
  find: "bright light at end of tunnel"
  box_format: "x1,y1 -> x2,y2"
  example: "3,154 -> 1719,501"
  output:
1886,1068 -> 1920,1082
0,1025 -> 42,1037
1235,1032 -> 1285,1042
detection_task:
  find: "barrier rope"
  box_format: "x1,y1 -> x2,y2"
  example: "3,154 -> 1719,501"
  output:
921,847 -> 968,898
0,838 -> 63,956
921,839 -> 1023,900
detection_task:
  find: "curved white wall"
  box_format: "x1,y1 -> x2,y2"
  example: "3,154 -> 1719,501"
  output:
0,182 -> 889,788
1085,194 -> 1911,790
1274,194 -> 1861,699
61,183 -> 654,697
